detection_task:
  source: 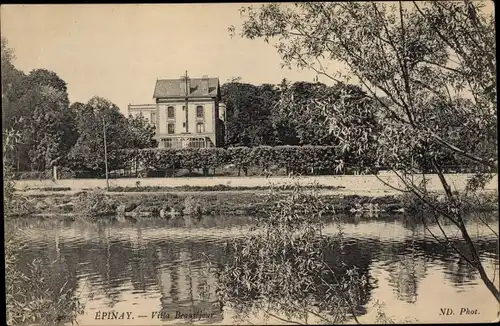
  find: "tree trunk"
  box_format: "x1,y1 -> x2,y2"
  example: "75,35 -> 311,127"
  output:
433,159 -> 500,303
459,222 -> 500,303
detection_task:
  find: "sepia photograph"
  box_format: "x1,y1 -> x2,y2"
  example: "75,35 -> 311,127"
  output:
2,2 -> 498,325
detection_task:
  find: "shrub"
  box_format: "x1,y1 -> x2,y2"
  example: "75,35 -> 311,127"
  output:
14,170 -> 53,180
74,189 -> 117,218
120,146 -> 345,174
183,195 -> 202,218
58,167 -> 76,179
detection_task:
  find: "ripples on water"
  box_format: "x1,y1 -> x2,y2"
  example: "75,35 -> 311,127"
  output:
8,213 -> 499,325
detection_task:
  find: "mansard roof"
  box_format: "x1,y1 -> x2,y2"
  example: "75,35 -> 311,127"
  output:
153,77 -> 219,99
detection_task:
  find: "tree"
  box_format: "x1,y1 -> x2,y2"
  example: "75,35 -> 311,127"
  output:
221,82 -> 278,146
68,98 -> 156,173
29,86 -> 75,170
68,97 -> 128,173
20,71 -> 75,170
1,41 -> 76,171
275,81 -> 381,172
26,68 -> 68,93
125,114 -> 158,149
231,1 -> 498,302
2,38 -> 27,130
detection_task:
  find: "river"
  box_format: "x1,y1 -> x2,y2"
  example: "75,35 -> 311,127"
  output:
7,213 -> 499,325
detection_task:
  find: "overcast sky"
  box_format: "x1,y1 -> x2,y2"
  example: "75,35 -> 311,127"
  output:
1,4 -> 336,115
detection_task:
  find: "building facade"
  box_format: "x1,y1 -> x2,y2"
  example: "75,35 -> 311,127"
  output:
128,74 -> 225,149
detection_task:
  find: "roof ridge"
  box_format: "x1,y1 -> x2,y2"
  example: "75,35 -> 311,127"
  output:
157,76 -> 219,80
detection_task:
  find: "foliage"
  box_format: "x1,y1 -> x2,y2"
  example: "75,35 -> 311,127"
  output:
2,55 -> 76,171
231,1 -> 499,302
182,196 -> 202,218
126,114 -> 158,149
2,37 -> 156,174
2,44 -> 66,172
3,128 -> 22,218
68,98 -> 126,172
221,82 -> 279,146
74,189 -> 118,218
5,237 -> 85,325
68,97 -> 156,173
120,146 -> 350,174
12,167 -> 76,180
213,181 -> 366,324
12,170 -> 53,180
274,81 -> 381,167
121,145 -> 479,176
4,128 -> 85,325
219,79 -> 381,151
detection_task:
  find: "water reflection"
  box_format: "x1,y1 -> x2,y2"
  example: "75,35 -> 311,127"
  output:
8,213 -> 499,324
385,230 -> 426,304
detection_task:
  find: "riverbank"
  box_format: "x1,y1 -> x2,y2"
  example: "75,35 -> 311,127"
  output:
11,187 -> 498,221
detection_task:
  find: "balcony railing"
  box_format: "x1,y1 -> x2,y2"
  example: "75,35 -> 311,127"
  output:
159,136 -> 214,149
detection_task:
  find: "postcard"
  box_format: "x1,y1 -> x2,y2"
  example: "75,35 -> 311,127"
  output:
2,2 -> 498,325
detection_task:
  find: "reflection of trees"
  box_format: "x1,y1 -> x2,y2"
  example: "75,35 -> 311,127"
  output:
130,226 -> 160,293
11,216 -> 497,323
443,257 -> 477,288
322,239 -> 376,316
373,236 -> 497,302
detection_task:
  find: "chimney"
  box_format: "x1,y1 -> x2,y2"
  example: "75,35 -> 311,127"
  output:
180,73 -> 190,96
201,75 -> 209,94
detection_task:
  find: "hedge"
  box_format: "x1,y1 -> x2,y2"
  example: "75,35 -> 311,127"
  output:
118,146 -> 348,173
13,168 -> 76,180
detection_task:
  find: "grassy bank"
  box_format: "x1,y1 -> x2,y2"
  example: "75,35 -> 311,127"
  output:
11,189 -> 498,221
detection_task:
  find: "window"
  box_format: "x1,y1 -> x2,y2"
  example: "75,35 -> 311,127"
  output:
196,105 -> 204,118
150,112 -> 157,129
196,122 -> 204,133
188,138 -> 205,148
167,106 -> 175,119
167,123 -> 175,134
161,138 -> 172,148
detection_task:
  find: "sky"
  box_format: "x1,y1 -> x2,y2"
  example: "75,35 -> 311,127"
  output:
1,4 -> 335,116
